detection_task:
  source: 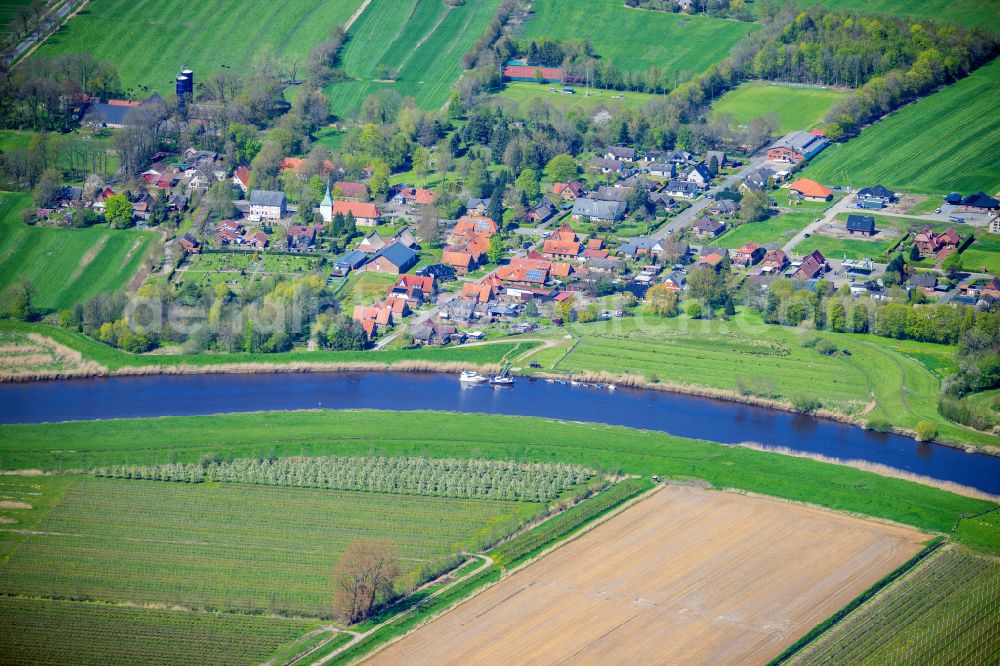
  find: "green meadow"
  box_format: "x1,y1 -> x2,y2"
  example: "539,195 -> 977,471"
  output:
711,81 -> 848,133
494,82 -> 665,114
714,212 -> 813,248
520,0 -> 756,79
32,0 -> 364,92
0,192 -> 156,313
803,57 -> 1000,195
800,0 -> 1000,29
326,0 -> 503,116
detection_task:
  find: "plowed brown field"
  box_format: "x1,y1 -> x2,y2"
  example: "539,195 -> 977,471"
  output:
367,486 -> 926,666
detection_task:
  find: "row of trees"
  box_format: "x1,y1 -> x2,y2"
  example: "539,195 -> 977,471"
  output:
95,456 -> 595,501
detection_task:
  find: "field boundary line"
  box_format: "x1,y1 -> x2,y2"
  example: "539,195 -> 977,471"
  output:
343,0 -> 373,32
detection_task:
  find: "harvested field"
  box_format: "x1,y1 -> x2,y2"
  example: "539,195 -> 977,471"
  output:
0,330 -> 105,381
369,486 -> 925,665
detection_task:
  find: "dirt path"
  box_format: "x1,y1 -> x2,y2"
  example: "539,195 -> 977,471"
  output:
344,0 -> 373,32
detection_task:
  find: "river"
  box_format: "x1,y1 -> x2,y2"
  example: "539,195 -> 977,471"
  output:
1,371 -> 997,494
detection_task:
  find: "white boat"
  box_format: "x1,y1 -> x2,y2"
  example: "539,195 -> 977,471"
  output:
459,371 -> 486,383
490,375 -> 515,385
607,384 -> 616,391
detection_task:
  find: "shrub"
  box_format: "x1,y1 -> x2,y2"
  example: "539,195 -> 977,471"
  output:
685,300 -> 703,319
792,396 -> 822,414
866,419 -> 893,433
815,338 -> 838,355
915,420 -> 937,442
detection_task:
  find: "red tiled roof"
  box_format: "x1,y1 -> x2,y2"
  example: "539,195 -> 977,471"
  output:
333,181 -> 368,198
582,248 -> 609,259
542,239 -> 581,256
789,178 -> 832,199
333,201 -> 380,220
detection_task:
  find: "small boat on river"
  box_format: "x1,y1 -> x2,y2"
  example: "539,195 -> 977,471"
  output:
459,371 -> 487,384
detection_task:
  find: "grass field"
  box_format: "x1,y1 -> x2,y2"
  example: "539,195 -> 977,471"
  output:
788,547 -> 1000,665
520,0 -> 756,79
714,212 -> 813,248
494,82 -> 666,114
961,232 -> 1000,275
0,128 -> 34,152
541,311 -> 998,450
0,597 -> 317,666
32,0 -> 364,92
0,0 -> 32,38
178,251 -> 320,292
326,0 -> 503,116
802,57 -> 1000,195
711,81 -> 848,133
372,486 -> 926,665
1,410 -> 997,554
0,192 -> 156,313
799,0 -> 1000,29
0,475 -> 538,617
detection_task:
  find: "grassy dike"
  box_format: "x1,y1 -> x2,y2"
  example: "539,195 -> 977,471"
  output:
1,410 -> 997,556
0,321 -> 535,375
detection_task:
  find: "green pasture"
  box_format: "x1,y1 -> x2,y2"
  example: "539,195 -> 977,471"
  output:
0,475 -> 537,617
961,233 -> 1000,275
714,212 -> 813,248
802,57 -> 1000,195
0,0 -> 33,37
799,0 -> 1000,29
711,81 -> 847,133
1,410 -> 997,555
0,597 -> 317,666
520,0 -> 756,79
0,192 -> 156,312
327,0 -> 503,116
33,0 -> 364,92
494,82 -> 665,114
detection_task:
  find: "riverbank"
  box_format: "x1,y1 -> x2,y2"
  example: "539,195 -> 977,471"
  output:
0,409 -> 996,554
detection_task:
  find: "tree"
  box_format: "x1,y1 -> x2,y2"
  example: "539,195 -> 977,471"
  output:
2,280 -> 34,321
915,420 -> 937,442
645,284 -> 678,316
32,168 -> 61,208
544,154 -> 578,183
555,295 -> 574,322
685,300 -> 703,319
908,244 -> 920,262
103,194 -> 132,229
487,234 -> 505,264
514,168 -> 540,200
739,189 -> 770,223
331,538 -> 400,624
465,158 -> 491,198
486,187 -> 504,225
942,251 -> 963,278
370,161 -> 391,201
524,299 -> 539,317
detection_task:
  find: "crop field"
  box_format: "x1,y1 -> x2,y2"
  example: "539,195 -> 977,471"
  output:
32,0 -> 365,92
520,0 -> 756,80
0,329 -> 103,380
369,486 -> 925,665
711,81 -> 848,133
494,82 -> 665,113
0,192 -> 156,312
788,547 -> 1000,665
961,232 -> 1000,275
800,0 -> 1000,28
0,476 -> 539,617
714,212 -> 813,248
326,0 -> 503,116
0,597 -> 316,666
802,57 -> 1000,195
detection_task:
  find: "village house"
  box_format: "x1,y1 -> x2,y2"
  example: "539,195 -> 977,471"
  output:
392,187 -> 435,206
686,163 -> 713,187
231,166 -> 250,193
459,275 -> 503,304
332,250 -> 368,277
356,231 -> 388,254
647,161 -> 677,178
794,250 -> 827,280
496,257 -> 552,287
392,227 -> 419,249
216,219 -> 244,245
86,93 -> 165,129
552,181 -> 585,200
789,178 -> 832,202
913,227 -> 961,258
451,215 -> 499,239
466,197 -> 491,215
603,146 -> 636,162
692,216 -> 726,238
950,191 -> 999,211
592,186 -> 631,205
908,273 -> 939,295
246,231 -> 269,250
761,248 -> 790,272
732,242 -> 764,267
366,242 -> 418,274
179,233 -> 201,253
855,185 -> 897,209
527,197 -> 557,224
410,321 -> 459,346
666,149 -> 696,166
991,216 -> 1000,235
663,180 -> 701,199
698,247 -> 729,270
589,158 -> 626,175
704,150 -> 731,171
333,181 -> 369,202
571,198 -> 625,223
709,199 -> 739,217
353,301 -> 397,340
740,166 -> 775,193
333,201 -> 381,227
767,130 -> 830,164
279,157 -> 336,175
386,274 -> 436,308
845,214 -> 876,236
443,235 -> 491,275
248,190 -> 287,221
542,224 -> 583,258
286,225 -> 318,252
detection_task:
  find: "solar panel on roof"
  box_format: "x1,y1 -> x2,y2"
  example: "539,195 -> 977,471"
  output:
526,269 -> 545,281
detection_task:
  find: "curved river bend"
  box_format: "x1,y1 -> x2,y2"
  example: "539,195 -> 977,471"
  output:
1,372 -> 997,494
